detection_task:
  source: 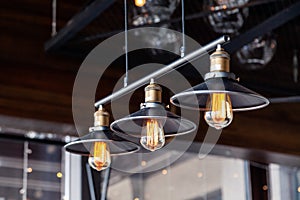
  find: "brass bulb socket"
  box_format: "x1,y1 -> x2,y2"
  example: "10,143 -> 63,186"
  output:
210,46 -> 230,72
94,107 -> 110,127
144,82 -> 162,103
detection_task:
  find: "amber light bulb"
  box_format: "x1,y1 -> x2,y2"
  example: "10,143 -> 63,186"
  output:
88,141 -> 111,171
140,119 -> 165,151
135,0 -> 146,7
204,93 -> 233,129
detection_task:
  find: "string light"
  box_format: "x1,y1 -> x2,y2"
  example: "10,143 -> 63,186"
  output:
162,169 -> 168,175
262,185 -> 268,191
27,168 -> 33,173
56,172 -> 63,178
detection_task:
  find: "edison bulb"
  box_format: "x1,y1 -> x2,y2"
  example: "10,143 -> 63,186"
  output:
135,0 -> 146,7
140,119 -> 165,151
204,93 -> 233,129
88,142 -> 111,171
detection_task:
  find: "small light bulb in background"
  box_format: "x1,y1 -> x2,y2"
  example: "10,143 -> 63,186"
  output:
27,167 -> 33,173
140,119 -> 165,151
204,0 -> 249,34
56,172 -> 63,178
162,169 -> 168,175
204,93 -> 233,129
88,141 -> 111,171
134,0 -> 146,7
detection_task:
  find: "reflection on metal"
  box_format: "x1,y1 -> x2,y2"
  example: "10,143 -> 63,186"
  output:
203,0 -> 249,34
235,33 -> 277,70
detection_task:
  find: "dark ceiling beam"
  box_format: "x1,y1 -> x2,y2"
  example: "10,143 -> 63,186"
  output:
44,0 -> 116,52
225,0 -> 300,53
71,0 -> 277,44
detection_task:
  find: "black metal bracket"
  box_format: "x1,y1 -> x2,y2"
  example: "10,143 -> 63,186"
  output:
225,0 -> 300,54
45,0 -> 116,52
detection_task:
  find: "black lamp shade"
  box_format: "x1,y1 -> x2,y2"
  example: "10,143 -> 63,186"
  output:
64,127 -> 140,156
110,105 -> 196,137
170,77 -> 269,111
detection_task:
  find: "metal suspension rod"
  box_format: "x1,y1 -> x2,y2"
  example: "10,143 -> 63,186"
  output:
100,167 -> 111,200
85,163 -> 96,200
94,35 -> 230,107
21,141 -> 30,200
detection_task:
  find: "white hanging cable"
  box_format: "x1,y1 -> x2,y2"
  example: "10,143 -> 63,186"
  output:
124,0 -> 129,87
51,0 -> 57,37
180,0 -> 186,57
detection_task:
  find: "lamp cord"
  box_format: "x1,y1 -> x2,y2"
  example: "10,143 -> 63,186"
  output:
124,0 -> 129,87
180,0 -> 185,57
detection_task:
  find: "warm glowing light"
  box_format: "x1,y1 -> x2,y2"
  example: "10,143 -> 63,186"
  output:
262,185 -> 268,191
197,172 -> 203,178
140,119 -> 165,151
297,186 -> 300,193
141,161 -> 147,166
27,167 -> 33,173
204,93 -> 233,129
134,0 -> 146,7
56,172 -> 63,178
162,169 -> 168,175
88,142 -> 111,171
134,198 -> 140,200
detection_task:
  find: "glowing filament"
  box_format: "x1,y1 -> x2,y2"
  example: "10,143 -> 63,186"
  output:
204,93 -> 233,129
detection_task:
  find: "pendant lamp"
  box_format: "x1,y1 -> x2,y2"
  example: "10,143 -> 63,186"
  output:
110,79 -> 196,152
170,44 -> 269,129
64,106 -> 140,171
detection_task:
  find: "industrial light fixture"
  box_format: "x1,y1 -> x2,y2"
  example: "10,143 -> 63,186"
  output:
132,0 -> 179,26
203,0 -> 249,34
131,0 -> 181,55
110,79 -> 197,152
170,44 -> 269,129
235,33 -> 277,70
64,106 -> 140,171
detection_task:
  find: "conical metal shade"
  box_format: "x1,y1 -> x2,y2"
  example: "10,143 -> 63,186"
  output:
110,104 -> 196,137
170,77 -> 269,111
64,127 -> 140,156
